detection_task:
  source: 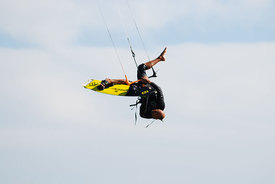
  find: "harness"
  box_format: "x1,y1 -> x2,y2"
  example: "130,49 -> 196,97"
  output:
130,84 -> 157,124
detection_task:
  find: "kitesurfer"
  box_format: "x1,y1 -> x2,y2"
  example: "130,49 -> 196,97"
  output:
98,47 -> 167,120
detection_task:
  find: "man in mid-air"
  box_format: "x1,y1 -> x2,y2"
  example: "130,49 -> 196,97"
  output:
98,47 -> 167,120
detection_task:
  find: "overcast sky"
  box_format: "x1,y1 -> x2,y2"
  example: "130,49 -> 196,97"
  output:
1,0 -> 275,184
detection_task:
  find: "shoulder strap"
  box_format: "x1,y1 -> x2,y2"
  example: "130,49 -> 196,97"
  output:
130,97 -> 141,125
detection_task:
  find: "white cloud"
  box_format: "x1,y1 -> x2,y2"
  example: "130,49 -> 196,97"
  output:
0,48 -> 101,124
163,43 -> 275,124
1,42 -> 275,183
1,42 -> 274,128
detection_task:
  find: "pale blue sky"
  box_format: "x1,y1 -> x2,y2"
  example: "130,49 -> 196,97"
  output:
1,0 -> 275,48
1,0 -> 275,184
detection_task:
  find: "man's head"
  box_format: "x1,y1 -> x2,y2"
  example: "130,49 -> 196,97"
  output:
152,109 -> 165,120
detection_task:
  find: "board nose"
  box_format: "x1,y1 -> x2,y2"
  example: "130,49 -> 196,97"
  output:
82,79 -> 94,87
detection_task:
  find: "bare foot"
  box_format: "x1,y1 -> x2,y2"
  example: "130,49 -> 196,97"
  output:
158,47 -> 167,61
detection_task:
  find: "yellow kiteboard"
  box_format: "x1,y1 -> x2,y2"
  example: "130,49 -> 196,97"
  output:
83,79 -> 130,96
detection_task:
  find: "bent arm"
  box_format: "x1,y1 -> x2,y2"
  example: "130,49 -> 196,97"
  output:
140,76 -> 151,84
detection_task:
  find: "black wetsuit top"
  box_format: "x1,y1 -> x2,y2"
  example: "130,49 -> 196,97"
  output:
139,82 -> 165,119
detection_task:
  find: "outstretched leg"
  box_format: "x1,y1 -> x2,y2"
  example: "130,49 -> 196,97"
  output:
99,47 -> 168,90
105,78 -> 126,84
144,47 -> 167,69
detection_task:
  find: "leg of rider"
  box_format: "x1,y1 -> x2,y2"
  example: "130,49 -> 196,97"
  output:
98,78 -> 128,90
144,47 -> 167,69
106,78 -> 126,85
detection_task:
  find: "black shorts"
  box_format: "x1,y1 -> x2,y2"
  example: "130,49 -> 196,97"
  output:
126,64 -> 148,96
137,64 -> 148,79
